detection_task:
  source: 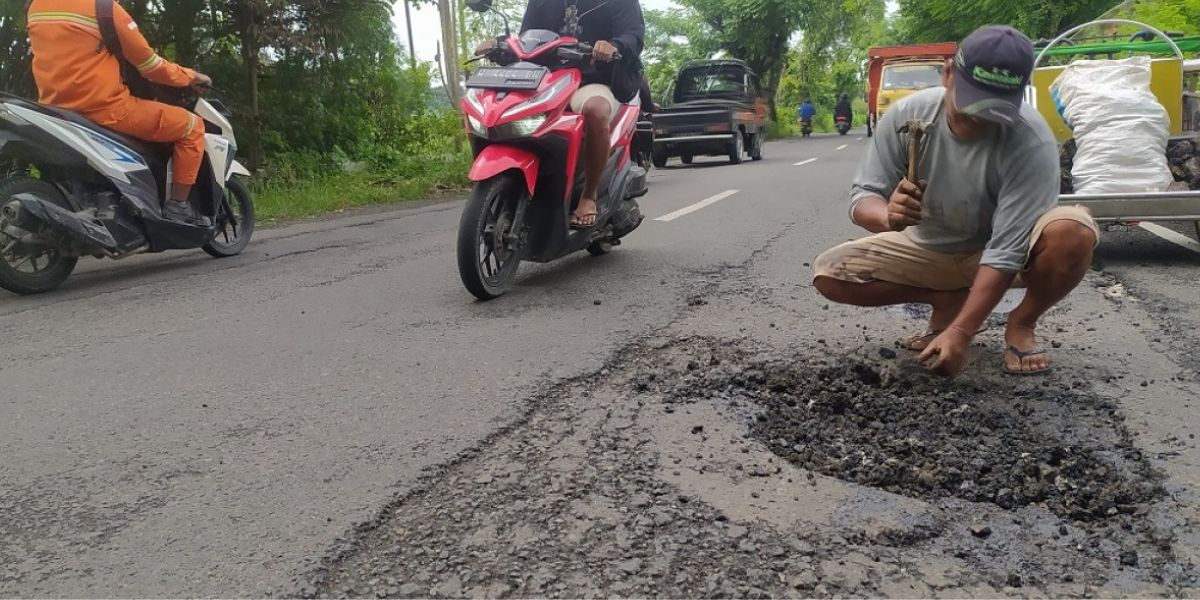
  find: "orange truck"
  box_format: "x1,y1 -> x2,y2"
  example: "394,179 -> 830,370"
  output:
866,42 -> 958,137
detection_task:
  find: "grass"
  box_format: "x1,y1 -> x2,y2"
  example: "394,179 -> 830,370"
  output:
253,152 -> 472,223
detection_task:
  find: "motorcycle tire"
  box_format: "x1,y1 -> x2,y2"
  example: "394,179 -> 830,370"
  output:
729,132 -> 744,165
0,177 -> 78,295
680,153 -> 694,165
203,177 -> 256,258
457,174 -> 524,300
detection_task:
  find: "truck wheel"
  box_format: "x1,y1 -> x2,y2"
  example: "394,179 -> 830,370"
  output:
652,147 -> 668,169
680,153 -> 693,165
749,133 -> 763,161
729,132 -> 744,165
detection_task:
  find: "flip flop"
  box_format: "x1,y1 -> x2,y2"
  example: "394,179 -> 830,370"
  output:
1002,345 -> 1053,375
569,209 -> 599,230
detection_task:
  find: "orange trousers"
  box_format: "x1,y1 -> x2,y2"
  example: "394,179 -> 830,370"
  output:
87,97 -> 205,186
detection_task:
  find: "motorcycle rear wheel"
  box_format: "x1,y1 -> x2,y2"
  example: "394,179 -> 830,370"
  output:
457,174 -> 524,300
0,177 -> 78,295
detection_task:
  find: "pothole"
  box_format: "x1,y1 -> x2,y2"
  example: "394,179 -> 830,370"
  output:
649,338 -> 1165,523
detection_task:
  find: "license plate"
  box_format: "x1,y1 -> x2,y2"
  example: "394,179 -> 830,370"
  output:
467,66 -> 548,90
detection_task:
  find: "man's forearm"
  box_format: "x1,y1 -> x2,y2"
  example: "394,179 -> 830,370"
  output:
950,265 -> 1016,334
851,196 -> 890,233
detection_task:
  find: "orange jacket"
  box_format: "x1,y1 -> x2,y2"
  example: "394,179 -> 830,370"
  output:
27,0 -> 195,120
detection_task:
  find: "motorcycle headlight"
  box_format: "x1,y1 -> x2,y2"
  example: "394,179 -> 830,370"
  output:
508,114 -> 547,137
501,76 -> 572,120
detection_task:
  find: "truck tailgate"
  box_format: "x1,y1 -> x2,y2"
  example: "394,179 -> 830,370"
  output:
655,108 -> 733,137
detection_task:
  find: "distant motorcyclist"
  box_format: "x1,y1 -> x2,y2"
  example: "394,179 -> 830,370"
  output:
26,0 -> 213,225
835,93 -> 853,122
798,98 -> 816,123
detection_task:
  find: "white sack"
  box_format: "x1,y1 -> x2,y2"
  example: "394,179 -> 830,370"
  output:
1050,57 -> 1172,194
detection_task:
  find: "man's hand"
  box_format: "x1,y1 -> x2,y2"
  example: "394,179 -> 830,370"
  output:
593,40 -> 619,63
474,39 -> 497,56
190,72 -> 212,93
918,326 -> 972,377
888,178 -> 926,231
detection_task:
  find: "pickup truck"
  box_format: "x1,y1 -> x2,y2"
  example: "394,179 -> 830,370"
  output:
651,60 -> 767,167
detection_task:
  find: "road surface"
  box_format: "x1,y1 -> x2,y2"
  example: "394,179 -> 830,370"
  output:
2,131 -> 1198,597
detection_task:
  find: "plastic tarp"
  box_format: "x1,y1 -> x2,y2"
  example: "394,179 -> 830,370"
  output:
1051,57 -> 1173,194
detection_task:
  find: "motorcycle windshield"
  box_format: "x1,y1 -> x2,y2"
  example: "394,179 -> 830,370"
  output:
519,29 -> 560,54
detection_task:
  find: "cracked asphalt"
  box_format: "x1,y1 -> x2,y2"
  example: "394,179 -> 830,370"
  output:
2,130 -> 1199,597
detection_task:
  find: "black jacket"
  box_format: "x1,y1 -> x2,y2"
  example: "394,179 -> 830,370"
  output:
835,98 -> 853,119
520,0 -> 644,89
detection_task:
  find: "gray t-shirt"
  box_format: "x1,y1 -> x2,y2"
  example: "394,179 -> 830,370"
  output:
850,87 -> 1059,273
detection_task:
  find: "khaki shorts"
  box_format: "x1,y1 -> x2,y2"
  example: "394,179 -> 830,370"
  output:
569,83 -> 620,121
813,205 -> 1099,291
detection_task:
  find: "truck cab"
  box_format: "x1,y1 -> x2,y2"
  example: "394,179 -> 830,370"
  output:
866,42 -> 957,137
876,60 -> 945,121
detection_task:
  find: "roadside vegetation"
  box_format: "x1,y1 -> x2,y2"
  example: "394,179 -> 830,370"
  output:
0,0 -> 1196,219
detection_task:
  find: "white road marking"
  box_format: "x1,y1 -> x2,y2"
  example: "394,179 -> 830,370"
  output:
794,158 -> 818,166
836,144 -> 848,150
654,189 -> 740,222
856,137 -> 864,141
1138,222 -> 1200,254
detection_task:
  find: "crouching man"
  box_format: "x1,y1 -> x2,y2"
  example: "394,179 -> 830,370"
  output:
812,25 -> 1098,377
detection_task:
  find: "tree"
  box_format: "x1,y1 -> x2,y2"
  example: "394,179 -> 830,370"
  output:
895,0 -> 1115,43
677,0 -> 813,120
641,8 -> 719,100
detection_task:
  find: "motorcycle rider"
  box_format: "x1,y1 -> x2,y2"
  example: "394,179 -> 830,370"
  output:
26,0 -> 213,225
798,97 -> 815,129
478,0 -> 645,229
835,93 -> 853,124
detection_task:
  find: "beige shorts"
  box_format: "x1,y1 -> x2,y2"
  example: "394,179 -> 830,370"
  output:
813,205 -> 1099,291
569,83 -> 620,121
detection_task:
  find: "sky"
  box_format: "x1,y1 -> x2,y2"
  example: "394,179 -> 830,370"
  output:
391,0 -> 680,62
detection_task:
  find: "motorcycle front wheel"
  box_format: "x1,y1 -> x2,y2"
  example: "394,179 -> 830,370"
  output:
0,177 -> 78,295
457,173 -> 525,300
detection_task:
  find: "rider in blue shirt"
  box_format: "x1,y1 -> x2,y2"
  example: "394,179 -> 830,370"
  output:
798,98 -> 816,121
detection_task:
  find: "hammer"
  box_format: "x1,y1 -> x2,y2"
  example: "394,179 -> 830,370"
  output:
894,119 -> 929,232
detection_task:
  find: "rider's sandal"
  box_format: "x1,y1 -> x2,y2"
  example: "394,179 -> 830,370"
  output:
1002,346 -> 1053,375
569,210 -> 598,230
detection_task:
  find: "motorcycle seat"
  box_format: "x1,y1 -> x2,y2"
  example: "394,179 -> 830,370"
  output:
24,99 -> 170,161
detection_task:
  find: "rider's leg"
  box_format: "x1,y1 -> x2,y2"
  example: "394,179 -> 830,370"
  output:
89,99 -> 206,217
168,114 -> 205,202
568,84 -> 619,227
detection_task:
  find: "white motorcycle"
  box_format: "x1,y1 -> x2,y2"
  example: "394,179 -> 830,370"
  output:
0,90 -> 254,294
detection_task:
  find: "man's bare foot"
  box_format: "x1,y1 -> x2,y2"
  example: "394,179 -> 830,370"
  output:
1003,323 -> 1052,374
904,288 -> 970,351
570,196 -> 598,229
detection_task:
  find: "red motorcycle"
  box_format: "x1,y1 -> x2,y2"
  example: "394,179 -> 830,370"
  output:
836,114 -> 852,136
456,26 -> 648,300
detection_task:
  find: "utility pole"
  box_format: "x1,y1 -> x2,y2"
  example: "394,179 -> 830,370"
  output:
402,0 -> 417,67
437,0 -> 462,105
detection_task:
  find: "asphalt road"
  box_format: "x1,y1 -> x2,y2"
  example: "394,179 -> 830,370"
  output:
2,130 -> 1199,596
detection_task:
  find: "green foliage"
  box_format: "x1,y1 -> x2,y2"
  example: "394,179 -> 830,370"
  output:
675,0 -> 813,118
643,8 -> 720,101
895,0 -> 1114,43
1120,0 -> 1200,35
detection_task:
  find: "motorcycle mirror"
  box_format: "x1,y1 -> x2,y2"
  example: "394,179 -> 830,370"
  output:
466,0 -> 492,13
